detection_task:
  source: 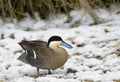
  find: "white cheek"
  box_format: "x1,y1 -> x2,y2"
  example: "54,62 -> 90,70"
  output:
49,41 -> 62,49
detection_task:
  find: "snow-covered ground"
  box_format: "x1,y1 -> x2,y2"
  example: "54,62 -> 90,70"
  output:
0,5 -> 120,82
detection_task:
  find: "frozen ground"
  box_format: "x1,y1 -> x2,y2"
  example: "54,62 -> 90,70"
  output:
0,5 -> 120,82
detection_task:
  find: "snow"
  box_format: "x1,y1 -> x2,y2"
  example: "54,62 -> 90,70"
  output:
0,5 -> 120,82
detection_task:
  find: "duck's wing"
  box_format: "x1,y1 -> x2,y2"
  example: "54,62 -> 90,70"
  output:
19,40 -> 47,50
19,40 -> 54,58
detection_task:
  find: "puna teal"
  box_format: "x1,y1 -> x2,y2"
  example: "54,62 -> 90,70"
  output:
18,36 -> 73,76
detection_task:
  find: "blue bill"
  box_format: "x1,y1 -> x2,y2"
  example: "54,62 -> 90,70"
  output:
61,41 -> 73,49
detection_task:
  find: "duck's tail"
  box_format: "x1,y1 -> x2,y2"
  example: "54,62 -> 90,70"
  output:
18,52 -> 29,64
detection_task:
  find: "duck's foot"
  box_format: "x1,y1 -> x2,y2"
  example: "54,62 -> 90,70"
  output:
48,69 -> 51,74
37,67 -> 40,76
37,68 -> 52,76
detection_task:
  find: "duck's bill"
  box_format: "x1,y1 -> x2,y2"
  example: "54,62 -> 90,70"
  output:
61,41 -> 73,49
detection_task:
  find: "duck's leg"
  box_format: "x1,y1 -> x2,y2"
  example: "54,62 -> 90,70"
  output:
48,69 -> 51,74
37,67 -> 40,76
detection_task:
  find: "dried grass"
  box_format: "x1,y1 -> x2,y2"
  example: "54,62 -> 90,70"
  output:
0,0 -> 119,20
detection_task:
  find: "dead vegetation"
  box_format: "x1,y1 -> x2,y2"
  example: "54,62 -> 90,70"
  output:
0,0 -> 119,22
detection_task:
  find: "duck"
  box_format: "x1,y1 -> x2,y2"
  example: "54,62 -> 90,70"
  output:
18,36 -> 73,76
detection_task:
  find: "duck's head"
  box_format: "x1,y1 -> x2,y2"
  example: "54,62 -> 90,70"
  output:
48,36 -> 73,49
